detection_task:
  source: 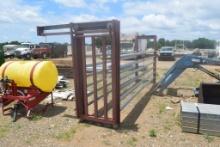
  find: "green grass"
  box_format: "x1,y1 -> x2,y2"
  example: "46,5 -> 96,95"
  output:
174,113 -> 181,127
127,137 -> 138,147
102,140 -> 111,146
164,121 -> 172,131
55,126 -> 77,141
30,114 -> 43,121
204,134 -> 214,143
158,103 -> 166,114
149,129 -> 157,137
0,127 -> 9,138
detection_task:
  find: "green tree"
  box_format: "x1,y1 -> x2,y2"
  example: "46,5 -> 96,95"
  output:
192,38 -> 215,49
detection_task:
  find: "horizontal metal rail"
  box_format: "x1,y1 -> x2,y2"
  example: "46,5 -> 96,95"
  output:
87,88 -> 112,105
120,72 -> 145,89
120,66 -> 147,81
120,77 -> 154,110
87,81 -> 112,97
121,52 -> 146,60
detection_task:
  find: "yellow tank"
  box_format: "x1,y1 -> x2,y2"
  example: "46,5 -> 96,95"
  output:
0,61 -> 58,92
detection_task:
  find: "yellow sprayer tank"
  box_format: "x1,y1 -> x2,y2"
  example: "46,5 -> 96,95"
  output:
0,61 -> 58,92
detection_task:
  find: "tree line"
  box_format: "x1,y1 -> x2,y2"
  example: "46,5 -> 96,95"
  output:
157,38 -> 216,49
0,37 -> 217,51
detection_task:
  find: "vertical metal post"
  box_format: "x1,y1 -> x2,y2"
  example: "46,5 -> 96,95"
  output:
71,24 -> 85,118
92,37 -> 98,117
153,36 -> 157,84
134,36 -> 139,83
102,37 -> 108,119
111,20 -> 120,127
81,37 -> 88,115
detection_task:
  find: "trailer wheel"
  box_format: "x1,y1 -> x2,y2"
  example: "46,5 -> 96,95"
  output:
12,104 -> 19,122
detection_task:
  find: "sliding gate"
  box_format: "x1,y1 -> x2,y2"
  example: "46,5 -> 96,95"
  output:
37,20 -> 157,127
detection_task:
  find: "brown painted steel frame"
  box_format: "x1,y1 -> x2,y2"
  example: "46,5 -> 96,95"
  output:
37,20 -> 121,126
135,35 -> 157,84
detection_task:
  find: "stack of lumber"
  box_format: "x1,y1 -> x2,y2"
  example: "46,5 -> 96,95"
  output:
181,101 -> 220,136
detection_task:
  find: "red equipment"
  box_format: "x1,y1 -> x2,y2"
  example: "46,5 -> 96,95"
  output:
0,78 -> 53,121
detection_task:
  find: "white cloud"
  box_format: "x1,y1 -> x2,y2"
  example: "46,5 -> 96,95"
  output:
142,14 -> 177,29
0,0 -> 46,24
53,0 -> 86,8
122,0 -> 220,39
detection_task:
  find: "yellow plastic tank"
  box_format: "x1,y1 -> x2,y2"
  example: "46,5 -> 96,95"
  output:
0,61 -> 58,92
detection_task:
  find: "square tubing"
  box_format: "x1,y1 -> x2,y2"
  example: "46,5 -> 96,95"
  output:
71,25 -> 85,118
102,37 -> 108,119
111,20 -> 120,127
92,37 -> 98,117
153,36 -> 157,84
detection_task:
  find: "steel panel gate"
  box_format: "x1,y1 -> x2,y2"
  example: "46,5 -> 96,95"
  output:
37,20 -> 121,127
37,20 -> 157,127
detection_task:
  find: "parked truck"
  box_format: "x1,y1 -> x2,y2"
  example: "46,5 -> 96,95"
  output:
3,44 -> 18,58
32,44 -> 51,59
158,46 -> 175,61
15,42 -> 35,59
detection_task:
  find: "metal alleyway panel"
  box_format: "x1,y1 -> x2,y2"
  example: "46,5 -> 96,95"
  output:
37,20 -> 121,126
37,20 -> 157,127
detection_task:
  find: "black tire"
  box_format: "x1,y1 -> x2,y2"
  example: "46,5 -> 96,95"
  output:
25,54 -> 31,60
12,104 -> 19,122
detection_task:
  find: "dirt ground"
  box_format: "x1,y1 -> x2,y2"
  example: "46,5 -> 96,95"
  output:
1,59 -> 220,147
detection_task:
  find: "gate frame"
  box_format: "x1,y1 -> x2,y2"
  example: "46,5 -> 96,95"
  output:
135,35 -> 157,84
37,20 -> 121,126
37,20 -> 157,127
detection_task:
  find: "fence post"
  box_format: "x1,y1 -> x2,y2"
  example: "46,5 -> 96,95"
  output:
111,20 -> 120,127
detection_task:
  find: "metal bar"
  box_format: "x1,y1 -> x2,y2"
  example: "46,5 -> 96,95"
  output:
111,20 -> 120,126
80,115 -> 114,125
87,79 -> 102,88
73,33 -> 110,38
72,26 -> 85,118
121,52 -> 146,60
37,20 -> 114,36
70,27 -> 79,117
41,32 -> 71,36
87,82 -> 112,97
120,80 -> 143,100
120,72 -> 145,89
102,37 -> 108,119
120,66 -> 146,81
92,37 -> 98,117
81,36 -> 88,116
153,36 -> 157,84
120,79 -> 153,110
88,89 -> 112,105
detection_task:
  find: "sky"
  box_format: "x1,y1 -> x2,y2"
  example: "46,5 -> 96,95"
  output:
0,0 -> 220,43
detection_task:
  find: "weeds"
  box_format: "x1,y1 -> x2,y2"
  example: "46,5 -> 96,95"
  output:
174,113 -> 181,127
127,137 -> 138,147
164,121 -> 172,131
149,129 -> 157,137
55,126 -> 77,141
204,134 -> 214,143
0,127 -> 9,138
102,140 -> 111,146
30,114 -> 43,121
158,103 -> 166,114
